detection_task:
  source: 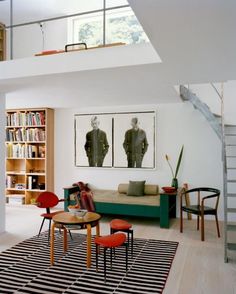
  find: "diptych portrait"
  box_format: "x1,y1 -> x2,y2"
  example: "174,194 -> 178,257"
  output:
75,111 -> 155,169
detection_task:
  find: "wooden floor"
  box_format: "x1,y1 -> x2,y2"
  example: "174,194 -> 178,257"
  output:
1,205 -> 236,294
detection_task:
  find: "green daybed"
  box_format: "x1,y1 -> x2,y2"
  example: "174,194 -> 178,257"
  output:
63,183 -> 177,228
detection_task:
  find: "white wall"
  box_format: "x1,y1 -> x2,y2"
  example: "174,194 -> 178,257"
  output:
0,94 -> 6,233
55,102 -> 225,220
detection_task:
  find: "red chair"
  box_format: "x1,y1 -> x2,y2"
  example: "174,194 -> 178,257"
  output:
110,219 -> 133,256
94,233 -> 128,283
36,191 -> 65,242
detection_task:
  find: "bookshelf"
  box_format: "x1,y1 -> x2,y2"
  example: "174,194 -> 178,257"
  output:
0,23 -> 6,61
5,108 -> 54,205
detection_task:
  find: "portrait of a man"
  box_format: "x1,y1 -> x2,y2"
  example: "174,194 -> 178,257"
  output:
84,116 -> 109,167
123,117 -> 149,168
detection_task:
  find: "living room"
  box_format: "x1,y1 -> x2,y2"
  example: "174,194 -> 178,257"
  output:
0,1 -> 236,293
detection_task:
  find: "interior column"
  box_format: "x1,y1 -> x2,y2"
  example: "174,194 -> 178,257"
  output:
0,93 -> 5,233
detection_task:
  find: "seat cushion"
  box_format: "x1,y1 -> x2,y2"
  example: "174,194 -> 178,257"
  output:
41,210 -> 64,219
110,219 -> 132,230
93,189 -> 160,206
94,233 -> 126,248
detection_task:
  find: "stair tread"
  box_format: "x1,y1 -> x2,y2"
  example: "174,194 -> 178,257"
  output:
226,145 -> 236,147
227,193 -> 236,197
227,168 -> 236,170
227,243 -> 236,250
225,134 -> 236,136
227,180 -> 236,183
227,224 -> 236,231
227,156 -> 236,158
227,208 -> 236,213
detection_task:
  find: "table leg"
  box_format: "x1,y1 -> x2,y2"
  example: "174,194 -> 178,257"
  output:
87,224 -> 92,268
63,227 -> 68,252
50,222 -> 55,266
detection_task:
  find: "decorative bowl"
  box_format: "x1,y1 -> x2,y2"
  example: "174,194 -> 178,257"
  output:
162,186 -> 176,193
68,208 -> 87,217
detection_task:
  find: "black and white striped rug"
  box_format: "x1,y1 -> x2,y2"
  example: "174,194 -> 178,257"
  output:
0,232 -> 178,294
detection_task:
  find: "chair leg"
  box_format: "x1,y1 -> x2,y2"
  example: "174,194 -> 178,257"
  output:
68,230 -> 73,240
96,244 -> 99,272
48,219 -> 51,243
130,229 -> 134,257
110,247 -> 113,269
104,247 -> 107,283
38,218 -> 46,237
201,215 -> 205,241
215,214 -> 220,238
125,243 -> 128,274
127,230 -> 130,248
180,208 -> 183,233
197,215 -> 200,230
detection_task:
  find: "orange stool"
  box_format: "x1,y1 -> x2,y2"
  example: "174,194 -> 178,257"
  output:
94,233 -> 128,283
110,219 -> 133,256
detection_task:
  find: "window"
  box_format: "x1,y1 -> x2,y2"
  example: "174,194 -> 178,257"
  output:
72,13 -> 103,47
68,2 -> 149,46
106,7 -> 149,45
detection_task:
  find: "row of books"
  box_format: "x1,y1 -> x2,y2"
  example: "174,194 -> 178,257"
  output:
6,175 -> 40,190
6,128 -> 46,142
6,144 -> 46,158
6,112 -> 45,126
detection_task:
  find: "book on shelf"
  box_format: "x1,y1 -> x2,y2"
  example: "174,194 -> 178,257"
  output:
38,145 -> 46,158
6,143 -> 25,158
6,111 -> 45,127
7,195 -> 25,205
26,145 -> 38,158
6,175 -> 16,188
28,175 -> 38,189
6,128 -> 45,142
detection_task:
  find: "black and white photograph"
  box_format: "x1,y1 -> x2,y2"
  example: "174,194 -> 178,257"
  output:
113,111 -> 156,169
75,114 -> 112,167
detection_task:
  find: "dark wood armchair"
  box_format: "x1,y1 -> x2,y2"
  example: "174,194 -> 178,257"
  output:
180,187 -> 220,241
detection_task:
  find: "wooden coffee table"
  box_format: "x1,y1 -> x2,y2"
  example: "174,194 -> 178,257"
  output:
50,211 -> 101,268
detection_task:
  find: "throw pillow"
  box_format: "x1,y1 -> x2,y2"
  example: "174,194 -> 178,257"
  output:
127,180 -> 146,196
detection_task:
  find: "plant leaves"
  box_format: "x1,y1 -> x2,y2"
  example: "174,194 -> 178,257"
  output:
174,145 -> 184,178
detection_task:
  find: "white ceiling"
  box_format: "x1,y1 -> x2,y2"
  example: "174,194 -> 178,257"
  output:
129,0 -> 236,83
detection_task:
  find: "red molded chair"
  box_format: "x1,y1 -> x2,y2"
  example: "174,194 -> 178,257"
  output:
94,233 -> 128,283
36,191 -> 65,242
110,219 -> 133,256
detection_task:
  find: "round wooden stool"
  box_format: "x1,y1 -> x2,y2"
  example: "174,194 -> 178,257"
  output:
110,219 -> 133,256
94,233 -> 128,283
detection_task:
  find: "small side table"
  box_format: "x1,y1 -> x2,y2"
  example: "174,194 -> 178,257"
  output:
51,212 -> 101,268
160,191 -> 178,228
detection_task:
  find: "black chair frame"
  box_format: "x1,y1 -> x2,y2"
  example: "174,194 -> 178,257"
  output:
180,187 -> 220,241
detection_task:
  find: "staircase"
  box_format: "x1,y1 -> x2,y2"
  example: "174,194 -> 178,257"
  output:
180,85 -> 236,263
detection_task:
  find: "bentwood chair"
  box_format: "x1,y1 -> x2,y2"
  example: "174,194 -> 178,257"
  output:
36,191 -> 67,242
180,187 -> 220,241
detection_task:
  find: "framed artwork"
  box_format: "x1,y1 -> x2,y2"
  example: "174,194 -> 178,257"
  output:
75,114 -> 113,167
113,112 -> 156,169
74,111 -> 156,169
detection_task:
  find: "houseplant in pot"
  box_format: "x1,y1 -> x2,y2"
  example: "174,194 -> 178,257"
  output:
165,145 -> 184,189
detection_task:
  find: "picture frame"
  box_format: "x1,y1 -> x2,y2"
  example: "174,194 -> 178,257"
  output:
74,111 -> 156,169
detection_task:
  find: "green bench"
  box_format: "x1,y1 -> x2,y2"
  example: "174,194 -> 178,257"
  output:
63,184 -> 177,228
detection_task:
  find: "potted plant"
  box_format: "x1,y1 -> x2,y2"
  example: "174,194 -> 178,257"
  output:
165,145 -> 184,189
